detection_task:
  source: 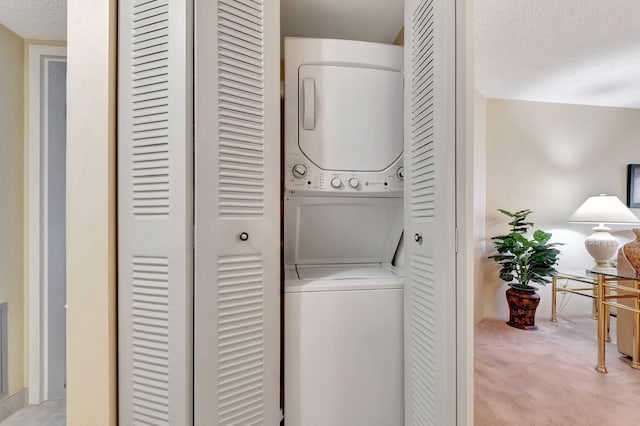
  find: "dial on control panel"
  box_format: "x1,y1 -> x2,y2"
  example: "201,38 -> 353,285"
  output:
348,177 -> 360,188
292,163 -> 307,178
397,167 -> 404,180
330,177 -> 342,189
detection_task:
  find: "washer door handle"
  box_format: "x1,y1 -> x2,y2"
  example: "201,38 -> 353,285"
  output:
414,233 -> 423,243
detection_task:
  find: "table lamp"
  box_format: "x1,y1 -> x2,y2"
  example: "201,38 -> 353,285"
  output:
569,194 -> 640,267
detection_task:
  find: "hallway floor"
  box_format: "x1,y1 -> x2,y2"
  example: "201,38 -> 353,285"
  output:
1,390 -> 65,426
3,314 -> 639,425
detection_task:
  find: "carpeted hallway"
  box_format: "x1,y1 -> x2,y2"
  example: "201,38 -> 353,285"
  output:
475,314 -> 640,426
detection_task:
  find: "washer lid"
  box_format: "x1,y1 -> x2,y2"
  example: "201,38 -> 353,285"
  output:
296,264 -> 402,280
297,64 -> 403,172
285,264 -> 404,292
284,196 -> 403,265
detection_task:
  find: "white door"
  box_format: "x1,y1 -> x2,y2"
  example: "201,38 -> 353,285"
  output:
118,0 -> 193,424
27,45 -> 68,405
44,58 -> 67,401
404,0 -> 458,424
194,1 -> 281,425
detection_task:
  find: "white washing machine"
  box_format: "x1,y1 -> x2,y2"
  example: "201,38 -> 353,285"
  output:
283,38 -> 404,426
283,199 -> 404,426
284,264 -> 403,426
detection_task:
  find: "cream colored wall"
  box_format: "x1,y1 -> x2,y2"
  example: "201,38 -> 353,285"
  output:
66,0 -> 117,424
483,98 -> 640,320
24,40 -> 66,47
0,23 -> 25,398
473,90 -> 487,323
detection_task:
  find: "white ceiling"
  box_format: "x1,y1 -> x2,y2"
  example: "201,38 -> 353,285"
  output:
2,0 -> 638,109
475,0 -> 640,109
0,0 -> 66,41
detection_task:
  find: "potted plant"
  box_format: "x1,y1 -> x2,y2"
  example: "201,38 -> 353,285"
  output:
489,209 -> 562,330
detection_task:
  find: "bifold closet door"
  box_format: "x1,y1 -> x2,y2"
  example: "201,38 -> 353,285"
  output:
194,1 -> 281,425
118,0 -> 193,425
404,0 -> 458,424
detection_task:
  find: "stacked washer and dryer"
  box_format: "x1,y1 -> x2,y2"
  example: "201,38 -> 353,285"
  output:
283,38 -> 405,426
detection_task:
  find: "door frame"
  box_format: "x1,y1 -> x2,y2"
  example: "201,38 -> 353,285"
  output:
455,0 -> 474,423
27,44 -> 67,405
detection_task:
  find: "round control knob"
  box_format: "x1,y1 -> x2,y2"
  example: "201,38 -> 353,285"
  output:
397,167 -> 404,180
292,164 -> 307,178
348,177 -> 360,188
330,177 -> 342,189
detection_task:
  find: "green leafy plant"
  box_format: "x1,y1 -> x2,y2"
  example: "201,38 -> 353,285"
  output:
489,209 -> 562,290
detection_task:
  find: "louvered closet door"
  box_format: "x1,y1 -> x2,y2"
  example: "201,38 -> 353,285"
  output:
194,1 -> 280,425
404,0 -> 458,424
118,0 -> 193,425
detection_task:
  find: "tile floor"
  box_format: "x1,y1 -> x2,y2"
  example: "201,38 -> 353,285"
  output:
0,391 -> 65,426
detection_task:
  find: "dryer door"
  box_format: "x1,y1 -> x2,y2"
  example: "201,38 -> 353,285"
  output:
298,65 -> 403,172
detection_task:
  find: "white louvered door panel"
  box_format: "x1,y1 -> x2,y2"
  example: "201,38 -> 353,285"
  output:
404,0 -> 458,425
118,0 -> 193,425
194,1 -> 280,425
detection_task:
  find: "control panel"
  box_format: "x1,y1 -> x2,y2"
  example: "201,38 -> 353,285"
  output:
285,153 -> 404,196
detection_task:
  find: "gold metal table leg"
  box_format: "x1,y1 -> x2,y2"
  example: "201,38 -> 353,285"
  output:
633,279 -> 640,370
551,276 -> 558,322
592,288 -> 597,320
605,284 -> 611,343
596,274 -> 608,374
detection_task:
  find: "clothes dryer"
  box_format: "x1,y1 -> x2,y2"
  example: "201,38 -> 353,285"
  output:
284,37 -> 404,197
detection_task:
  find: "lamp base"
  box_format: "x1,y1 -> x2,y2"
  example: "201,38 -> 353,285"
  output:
585,225 -> 618,267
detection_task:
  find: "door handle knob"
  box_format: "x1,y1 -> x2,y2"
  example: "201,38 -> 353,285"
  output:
414,233 -> 423,243
239,232 -> 249,241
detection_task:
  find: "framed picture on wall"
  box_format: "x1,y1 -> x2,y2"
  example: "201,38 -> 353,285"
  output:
628,164 -> 640,208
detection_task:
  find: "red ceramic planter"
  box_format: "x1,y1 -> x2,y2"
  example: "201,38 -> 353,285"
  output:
505,286 -> 541,330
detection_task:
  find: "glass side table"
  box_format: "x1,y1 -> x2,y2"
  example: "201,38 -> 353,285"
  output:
551,270 -> 610,342
551,270 -> 598,322
589,267 -> 640,374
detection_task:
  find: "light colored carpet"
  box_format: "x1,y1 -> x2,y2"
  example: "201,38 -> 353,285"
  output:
475,314 -> 640,426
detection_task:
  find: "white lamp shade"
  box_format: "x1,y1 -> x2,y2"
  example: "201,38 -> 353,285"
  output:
569,195 -> 640,225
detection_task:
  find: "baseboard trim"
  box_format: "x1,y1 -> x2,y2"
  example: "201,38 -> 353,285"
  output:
0,388 -> 27,422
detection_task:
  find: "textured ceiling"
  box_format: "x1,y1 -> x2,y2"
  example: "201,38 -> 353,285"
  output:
476,0 -> 640,109
0,0 -> 66,41
4,1 -> 634,109
281,0 -> 403,45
